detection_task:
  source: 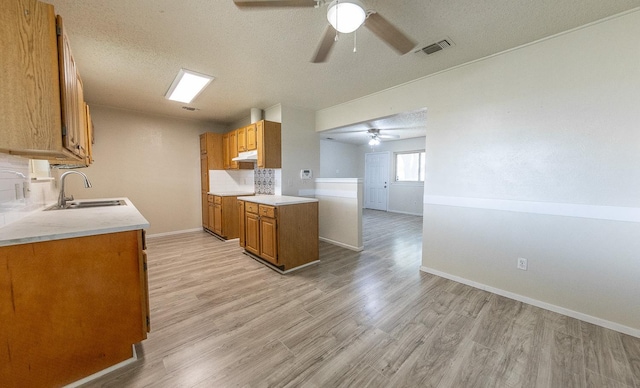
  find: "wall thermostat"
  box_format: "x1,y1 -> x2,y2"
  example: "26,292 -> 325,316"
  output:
300,169 -> 313,180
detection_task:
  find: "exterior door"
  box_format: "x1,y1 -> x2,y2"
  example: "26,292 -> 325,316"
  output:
364,152 -> 390,211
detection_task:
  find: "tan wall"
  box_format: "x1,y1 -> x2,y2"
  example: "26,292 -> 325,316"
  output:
63,105 -> 225,235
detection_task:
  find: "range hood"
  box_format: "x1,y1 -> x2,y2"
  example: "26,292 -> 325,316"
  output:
232,150 -> 257,162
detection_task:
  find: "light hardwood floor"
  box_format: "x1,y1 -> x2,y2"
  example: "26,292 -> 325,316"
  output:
84,210 -> 640,387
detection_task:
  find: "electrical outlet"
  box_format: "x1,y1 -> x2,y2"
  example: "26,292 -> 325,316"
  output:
517,257 -> 528,271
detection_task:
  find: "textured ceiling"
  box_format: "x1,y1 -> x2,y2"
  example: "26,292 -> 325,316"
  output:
46,0 -> 640,135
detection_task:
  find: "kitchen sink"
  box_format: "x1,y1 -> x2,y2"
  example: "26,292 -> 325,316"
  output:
45,199 -> 126,210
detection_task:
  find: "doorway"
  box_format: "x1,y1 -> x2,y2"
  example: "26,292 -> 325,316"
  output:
364,151 -> 390,211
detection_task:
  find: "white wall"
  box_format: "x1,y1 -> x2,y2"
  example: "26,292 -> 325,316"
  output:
0,154 -> 57,227
360,137 -> 426,216
315,10 -> 640,335
316,178 -> 363,251
319,140 -> 361,178
64,105 -> 225,235
279,105 -> 319,197
320,137 -> 426,215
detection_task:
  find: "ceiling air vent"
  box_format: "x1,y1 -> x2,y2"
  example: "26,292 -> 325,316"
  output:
419,39 -> 453,55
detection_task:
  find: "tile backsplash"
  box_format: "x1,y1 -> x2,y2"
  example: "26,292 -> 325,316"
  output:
254,167 -> 276,195
208,168 -> 281,195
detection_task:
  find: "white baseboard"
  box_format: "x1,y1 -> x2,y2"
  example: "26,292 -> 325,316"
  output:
387,209 -> 423,217
319,236 -> 364,252
146,228 -> 202,239
64,345 -> 138,387
420,266 -> 640,339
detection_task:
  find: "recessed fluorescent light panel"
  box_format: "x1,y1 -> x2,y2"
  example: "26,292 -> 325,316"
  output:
165,69 -> 214,104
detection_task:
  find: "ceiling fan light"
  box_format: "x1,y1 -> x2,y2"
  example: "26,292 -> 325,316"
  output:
327,0 -> 366,34
369,136 -> 380,146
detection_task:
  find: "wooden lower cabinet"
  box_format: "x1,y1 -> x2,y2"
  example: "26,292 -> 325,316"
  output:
238,200 -> 246,246
0,230 -> 149,387
245,211 -> 260,255
204,195 -> 242,240
259,211 -> 278,264
208,195 -> 215,231
239,200 -> 319,271
202,191 -> 209,229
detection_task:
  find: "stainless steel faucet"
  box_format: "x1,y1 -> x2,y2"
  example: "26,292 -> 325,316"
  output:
57,171 -> 92,208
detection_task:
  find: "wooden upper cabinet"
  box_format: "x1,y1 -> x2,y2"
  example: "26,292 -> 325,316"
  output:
256,120 -> 282,169
237,126 -> 247,152
246,124 -> 257,151
229,130 -> 239,169
237,124 -> 257,153
200,132 -> 223,171
200,134 -> 207,155
0,1 -> 91,162
222,133 -> 230,169
58,16 -> 85,159
85,103 -> 94,164
223,129 -> 252,170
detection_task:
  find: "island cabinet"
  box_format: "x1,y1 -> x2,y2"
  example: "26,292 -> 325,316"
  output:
0,229 -> 150,388
0,0 -> 92,163
238,197 -> 319,272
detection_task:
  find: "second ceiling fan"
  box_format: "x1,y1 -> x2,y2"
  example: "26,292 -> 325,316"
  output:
233,0 -> 416,63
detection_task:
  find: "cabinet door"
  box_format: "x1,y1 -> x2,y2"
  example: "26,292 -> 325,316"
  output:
245,213 -> 260,256
208,198 -> 215,231
238,200 -> 245,247
199,134 -> 207,154
57,16 -> 84,157
213,203 -> 223,236
75,73 -> 87,158
256,121 -> 265,168
202,192 -> 209,228
84,103 -> 94,164
260,216 -> 278,264
200,156 -> 209,191
222,133 -> 230,169
229,130 -> 239,169
246,124 -> 257,151
237,126 -> 247,152
1,0 -> 63,157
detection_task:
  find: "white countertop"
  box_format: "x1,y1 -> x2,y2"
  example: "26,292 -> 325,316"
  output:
237,195 -> 319,206
0,198 -> 149,247
208,191 -> 255,197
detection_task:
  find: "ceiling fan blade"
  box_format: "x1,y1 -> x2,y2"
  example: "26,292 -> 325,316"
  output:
311,25 -> 336,63
378,134 -> 400,139
364,12 -> 415,55
233,0 -> 317,7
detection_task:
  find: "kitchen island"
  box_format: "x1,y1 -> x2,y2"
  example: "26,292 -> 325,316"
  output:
0,198 -> 150,387
237,195 -> 319,273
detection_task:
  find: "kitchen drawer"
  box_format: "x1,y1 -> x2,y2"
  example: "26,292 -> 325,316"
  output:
214,196 -> 222,205
259,205 -> 276,218
207,194 -> 214,202
246,202 -> 259,214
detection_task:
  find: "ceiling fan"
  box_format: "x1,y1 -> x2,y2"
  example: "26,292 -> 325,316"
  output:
365,128 -> 399,145
233,0 -> 416,63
